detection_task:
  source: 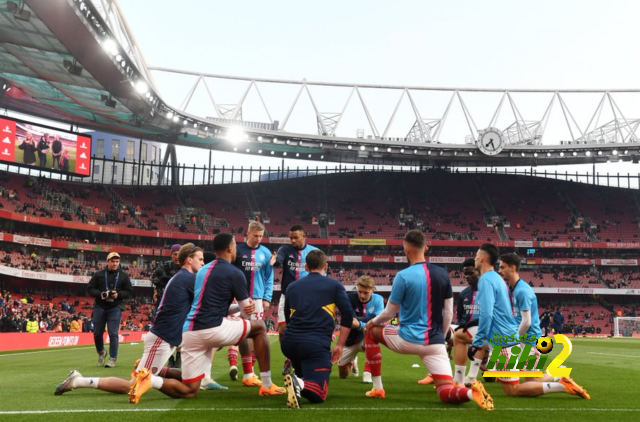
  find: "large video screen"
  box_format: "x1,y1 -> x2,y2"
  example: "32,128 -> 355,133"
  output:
0,116 -> 92,177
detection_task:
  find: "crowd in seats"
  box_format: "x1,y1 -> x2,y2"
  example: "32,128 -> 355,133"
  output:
1,170 -> 639,243
0,247 -> 155,279
0,285 -> 154,333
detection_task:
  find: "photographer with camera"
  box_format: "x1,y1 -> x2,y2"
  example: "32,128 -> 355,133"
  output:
152,244 -> 182,367
87,252 -> 133,368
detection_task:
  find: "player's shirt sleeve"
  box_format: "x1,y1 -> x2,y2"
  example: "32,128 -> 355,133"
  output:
456,290 -> 465,323
473,278 -> 495,348
232,270 -> 250,302
262,250 -> 274,302
335,282 -> 354,329
517,287 -> 532,312
274,245 -> 286,268
388,272 -> 406,306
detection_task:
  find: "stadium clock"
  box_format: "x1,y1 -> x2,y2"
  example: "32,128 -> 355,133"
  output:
477,127 -> 505,156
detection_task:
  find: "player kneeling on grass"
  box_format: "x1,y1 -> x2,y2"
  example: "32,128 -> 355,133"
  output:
364,230 -> 494,410
129,233 -> 285,403
280,249 -> 354,408
55,244 -> 204,400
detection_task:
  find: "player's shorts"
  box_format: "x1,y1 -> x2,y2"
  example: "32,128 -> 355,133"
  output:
380,325 -> 452,380
517,343 -> 542,375
251,299 -> 264,321
181,317 -> 251,384
277,294 -> 286,325
135,332 -> 176,377
338,340 -> 364,367
487,344 -> 522,385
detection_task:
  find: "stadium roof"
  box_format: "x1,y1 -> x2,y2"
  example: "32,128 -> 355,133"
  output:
0,0 -> 639,167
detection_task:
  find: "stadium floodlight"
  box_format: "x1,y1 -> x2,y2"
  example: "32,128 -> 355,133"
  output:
428,150 -> 432,155
348,145 -> 352,150
286,140 -> 291,145
546,152 -> 551,157
135,81 -> 148,95
183,120 -> 188,125
299,141 -> 303,146
560,152 -> 565,157
400,148 -> 405,153
439,151 -> 443,155
624,150 -> 629,155
226,126 -> 244,144
193,123 -> 198,128
597,151 -> 602,155
469,151 -> 473,156
270,151 -> 275,155
258,136 -> 263,142
283,152 -> 287,156
258,150 -> 262,154
414,149 -> 418,154
166,111 -> 173,119
533,152 -> 538,157
586,151 -> 591,156
172,115 -> 179,123
454,151 -> 457,156
273,138 -> 278,143
233,147 -> 237,151
521,152 -> 525,157
204,127 -> 208,131
321,155 -> 324,159
320,142 -> 323,147
102,37 -> 118,56
334,144 -> 338,148
387,147 -> 392,152
246,149 -> 250,153
612,149 -> 618,155
572,151 -> 577,156
374,147 -> 379,152
296,153 -> 300,157
308,154 -> 312,158
360,146 -> 365,151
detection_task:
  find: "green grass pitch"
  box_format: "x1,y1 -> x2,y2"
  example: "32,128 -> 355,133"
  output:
0,337 -> 638,422
13,146 -> 77,173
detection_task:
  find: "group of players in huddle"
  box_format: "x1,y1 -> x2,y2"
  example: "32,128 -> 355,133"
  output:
54,223 -> 590,410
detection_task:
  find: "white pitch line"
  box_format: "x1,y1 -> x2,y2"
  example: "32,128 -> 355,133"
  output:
587,352 -> 640,358
0,345 -> 96,357
0,408 -> 639,415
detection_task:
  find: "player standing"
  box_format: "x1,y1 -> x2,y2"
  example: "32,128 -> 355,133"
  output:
365,230 -> 494,410
274,225 -> 318,341
228,221 -> 276,386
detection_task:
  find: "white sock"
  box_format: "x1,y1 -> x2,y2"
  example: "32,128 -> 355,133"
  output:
466,358 -> 483,379
260,371 -> 272,388
151,375 -> 164,389
74,377 -> 99,389
201,377 -> 213,384
243,373 -> 255,380
553,376 -> 562,382
294,374 -> 305,390
373,376 -> 383,390
542,382 -> 566,394
454,365 -> 466,384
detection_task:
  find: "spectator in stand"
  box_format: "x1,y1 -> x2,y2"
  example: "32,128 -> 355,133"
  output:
26,313 -> 38,333
87,252 -> 133,368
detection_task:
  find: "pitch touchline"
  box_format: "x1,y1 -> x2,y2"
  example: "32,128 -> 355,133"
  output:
0,345 -> 96,357
0,408 -> 638,414
587,352 -> 640,358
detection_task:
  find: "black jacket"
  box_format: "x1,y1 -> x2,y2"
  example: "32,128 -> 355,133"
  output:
19,140 -> 37,164
87,267 -> 133,310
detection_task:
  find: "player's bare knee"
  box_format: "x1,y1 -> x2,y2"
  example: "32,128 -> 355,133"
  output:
249,320 -> 266,335
502,384 -> 518,396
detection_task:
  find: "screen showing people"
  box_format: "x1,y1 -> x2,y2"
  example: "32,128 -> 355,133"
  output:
1,116 -> 91,177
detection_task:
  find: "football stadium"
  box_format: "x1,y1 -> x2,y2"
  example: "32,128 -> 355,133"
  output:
1,1 -> 639,421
